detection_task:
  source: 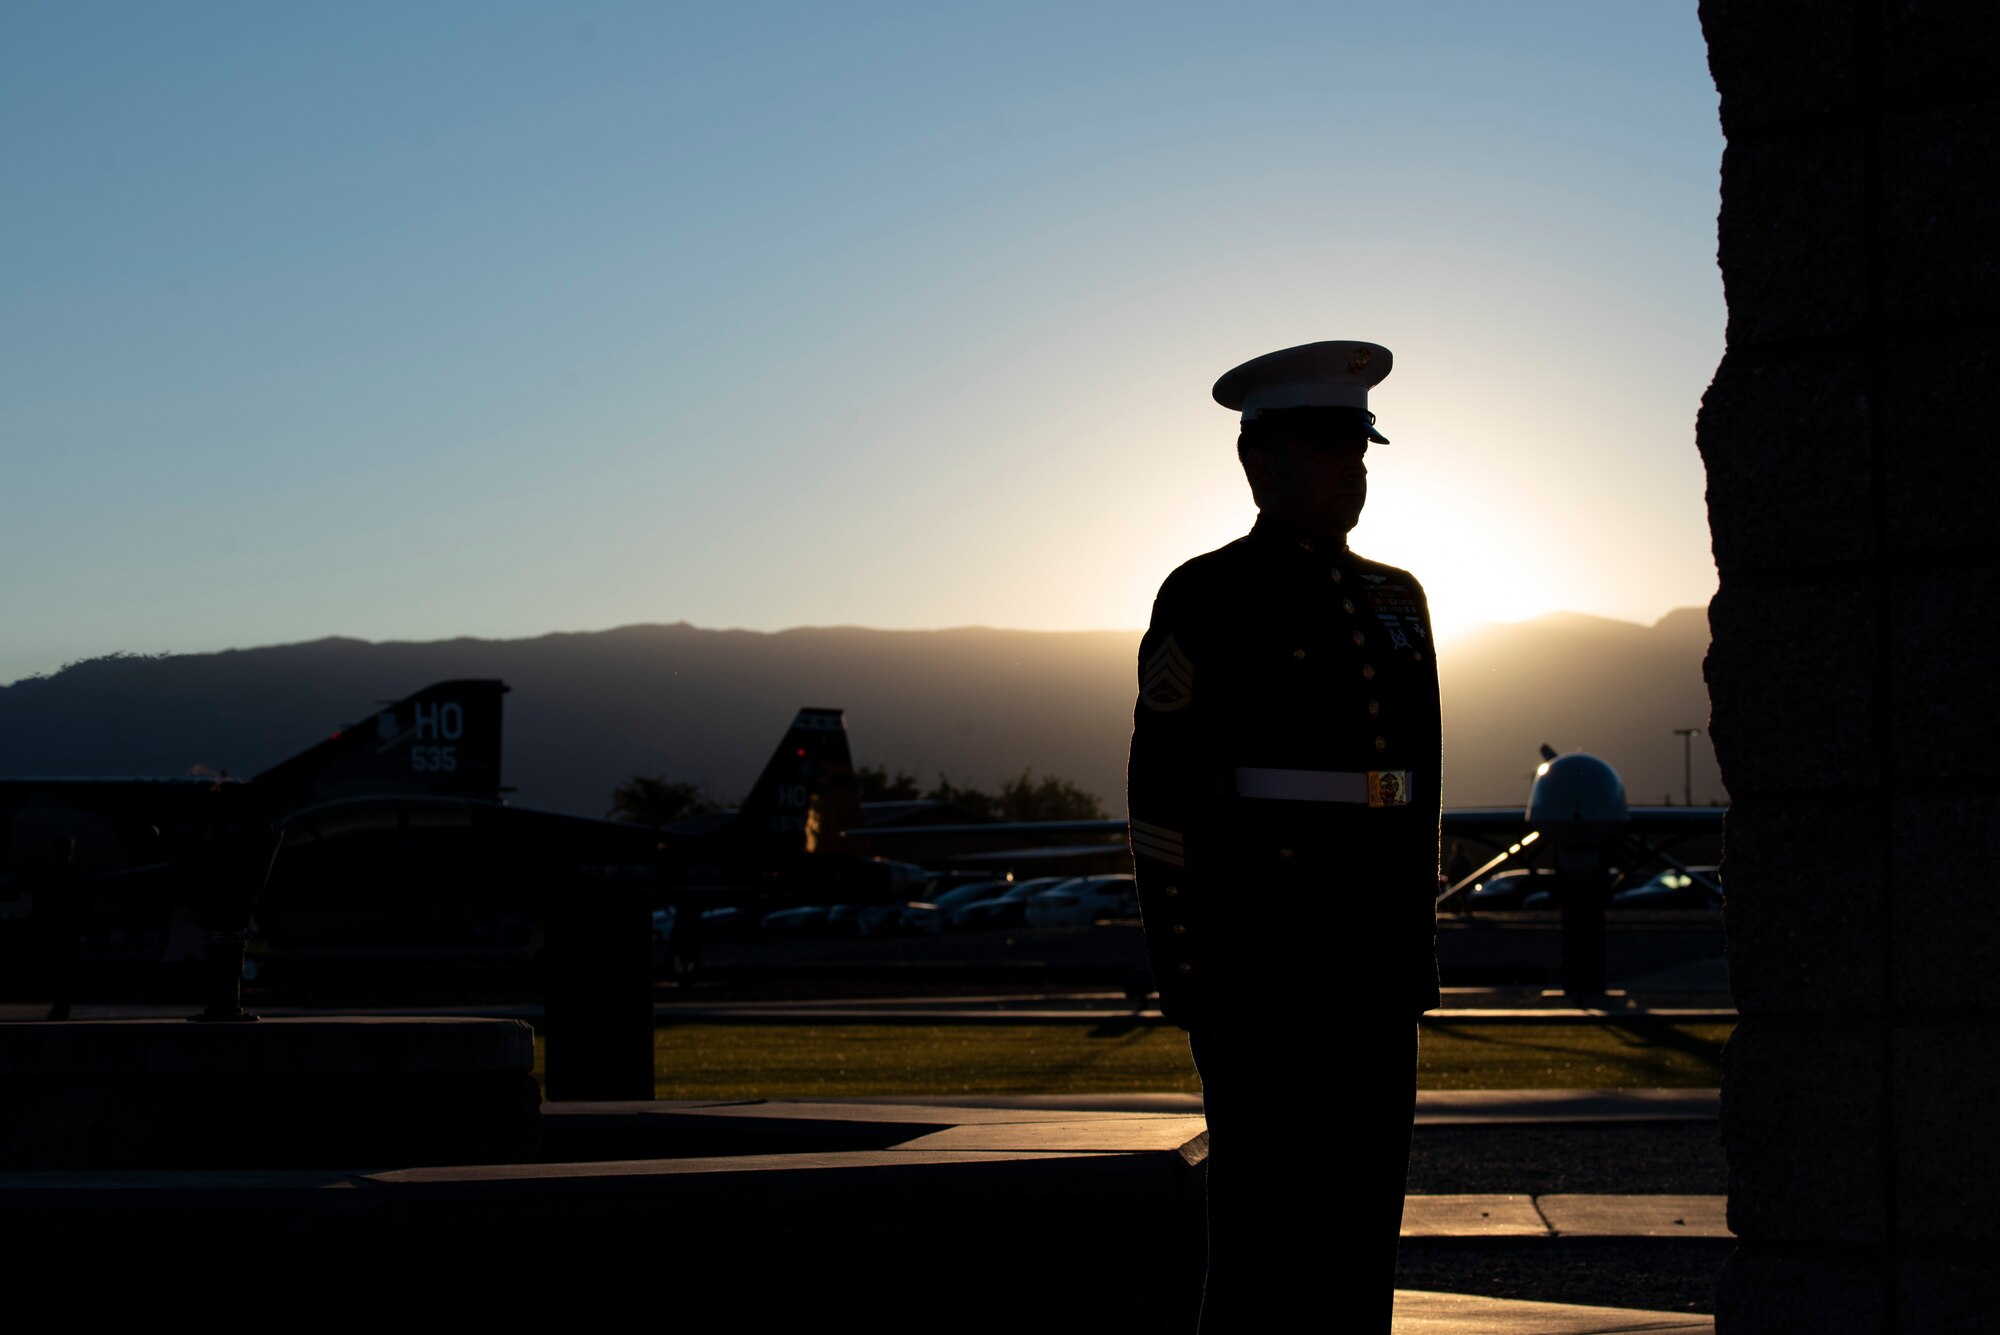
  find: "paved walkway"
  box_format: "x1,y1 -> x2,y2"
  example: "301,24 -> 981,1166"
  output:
1394,1291 -> 1712,1334
1402,1194 -> 1728,1240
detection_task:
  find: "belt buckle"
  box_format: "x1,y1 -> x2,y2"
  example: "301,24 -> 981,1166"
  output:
1367,770 -> 1410,808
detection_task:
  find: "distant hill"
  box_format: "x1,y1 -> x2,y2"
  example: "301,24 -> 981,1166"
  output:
0,613 -> 1722,817
1440,607 -> 1722,807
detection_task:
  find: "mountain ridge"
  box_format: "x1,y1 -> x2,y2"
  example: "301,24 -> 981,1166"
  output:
0,610 -> 1723,816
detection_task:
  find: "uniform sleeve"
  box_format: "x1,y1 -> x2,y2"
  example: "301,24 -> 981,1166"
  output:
1126,574 -> 1216,1027
1407,576 -> 1443,1014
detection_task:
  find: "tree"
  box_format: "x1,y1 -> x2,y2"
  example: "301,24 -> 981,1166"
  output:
995,768 -> 1108,821
924,774 -> 999,817
917,769 -> 1107,821
607,775 -> 720,825
855,765 -> 921,802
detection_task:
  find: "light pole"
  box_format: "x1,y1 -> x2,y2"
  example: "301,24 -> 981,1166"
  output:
1673,727 -> 1701,807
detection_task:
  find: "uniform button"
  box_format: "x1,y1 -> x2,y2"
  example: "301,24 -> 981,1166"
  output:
1279,848 -> 1294,859
1352,630 -> 1366,646
1374,736 -> 1387,753
1329,569 -> 1343,584
1362,664 -> 1375,680
1163,886 -> 1179,898
1368,700 -> 1381,717
1178,963 -> 1194,975
1414,650 -> 1425,663
1342,598 -> 1355,615
1171,924 -> 1186,935
1292,648 -> 1306,660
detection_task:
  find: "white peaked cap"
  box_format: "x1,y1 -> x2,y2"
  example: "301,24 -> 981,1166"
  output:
1212,340 -> 1394,441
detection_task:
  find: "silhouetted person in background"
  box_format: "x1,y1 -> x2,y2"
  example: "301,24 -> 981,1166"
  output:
32,836 -> 88,1020
1129,340 -> 1441,1332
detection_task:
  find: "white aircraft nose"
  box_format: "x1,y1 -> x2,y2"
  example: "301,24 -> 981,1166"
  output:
1528,753 -> 1629,873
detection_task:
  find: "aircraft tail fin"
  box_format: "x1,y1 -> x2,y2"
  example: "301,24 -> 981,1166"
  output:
252,680 -> 508,813
724,708 -> 859,857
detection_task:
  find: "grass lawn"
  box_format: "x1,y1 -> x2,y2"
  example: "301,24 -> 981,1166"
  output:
532,1020 -> 1732,1100
1417,1019 -> 1731,1091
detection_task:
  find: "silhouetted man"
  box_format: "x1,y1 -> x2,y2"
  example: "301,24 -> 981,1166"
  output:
1128,340 -> 1441,1332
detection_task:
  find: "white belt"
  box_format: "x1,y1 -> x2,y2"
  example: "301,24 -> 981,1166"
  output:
1234,767 -> 1412,807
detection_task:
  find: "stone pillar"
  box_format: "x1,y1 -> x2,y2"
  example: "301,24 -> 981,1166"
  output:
542,886 -> 656,1102
1699,3 -> 2000,1330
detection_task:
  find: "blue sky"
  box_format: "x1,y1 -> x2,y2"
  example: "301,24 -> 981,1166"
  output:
1,1 -> 1723,684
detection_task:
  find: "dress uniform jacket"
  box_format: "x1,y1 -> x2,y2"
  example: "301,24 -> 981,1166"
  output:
1127,515 -> 1442,1022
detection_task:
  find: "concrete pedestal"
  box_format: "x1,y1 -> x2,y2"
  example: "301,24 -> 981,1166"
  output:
542,888 -> 654,1101
0,1017 -> 538,1169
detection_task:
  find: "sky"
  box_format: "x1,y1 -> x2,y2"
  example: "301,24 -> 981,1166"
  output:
0,1 -> 1724,686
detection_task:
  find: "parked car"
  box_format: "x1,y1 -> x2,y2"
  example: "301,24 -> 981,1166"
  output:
1464,868 -> 1555,910
923,870 -> 1005,900
825,901 -> 910,937
698,906 -> 754,940
953,877 -> 1070,931
1612,866 -> 1723,909
760,905 -> 834,937
1023,875 -> 1138,928
899,879 -> 1012,933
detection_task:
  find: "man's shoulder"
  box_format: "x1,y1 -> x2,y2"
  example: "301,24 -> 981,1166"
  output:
1345,548 -> 1428,594
1155,536 -> 1259,602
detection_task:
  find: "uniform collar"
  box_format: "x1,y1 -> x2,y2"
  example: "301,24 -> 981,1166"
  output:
1250,513 -> 1349,563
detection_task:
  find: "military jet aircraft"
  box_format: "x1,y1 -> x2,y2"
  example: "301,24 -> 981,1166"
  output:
1,682 -> 882,988
0,680 -> 511,982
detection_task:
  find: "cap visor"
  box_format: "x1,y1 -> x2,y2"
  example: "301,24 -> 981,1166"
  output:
1367,424 -> 1390,444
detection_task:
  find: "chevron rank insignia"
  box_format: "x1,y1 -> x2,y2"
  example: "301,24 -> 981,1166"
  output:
1130,819 -> 1186,867
1141,634 -> 1194,712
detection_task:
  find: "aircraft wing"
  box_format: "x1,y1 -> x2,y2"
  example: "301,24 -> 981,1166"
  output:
862,808 -> 1721,850
1620,806 -> 1728,829
1438,803 -> 1724,907
947,843 -> 1133,864
839,816 -> 1130,872
1444,805 -> 1724,840
860,818 -> 1130,840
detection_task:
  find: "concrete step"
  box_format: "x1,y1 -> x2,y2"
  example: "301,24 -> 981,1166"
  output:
1394,1290 -> 1712,1334
815,1087 -> 1721,1123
